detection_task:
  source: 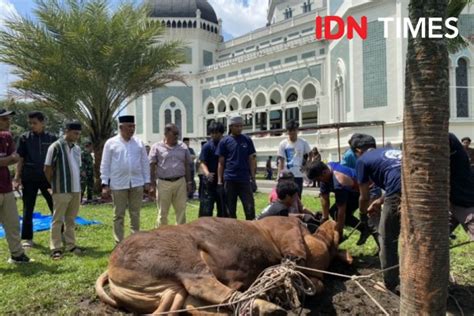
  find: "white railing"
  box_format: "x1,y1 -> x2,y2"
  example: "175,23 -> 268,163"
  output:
221,7 -> 326,49
200,35 -> 318,73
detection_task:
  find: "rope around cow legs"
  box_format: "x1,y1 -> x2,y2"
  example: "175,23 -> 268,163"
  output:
227,259 -> 317,315
149,240 -> 472,315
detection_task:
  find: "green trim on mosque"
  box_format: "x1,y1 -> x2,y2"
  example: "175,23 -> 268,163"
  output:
363,21 -> 387,109
202,64 -> 322,103
135,97 -> 143,134
152,86 -> 194,134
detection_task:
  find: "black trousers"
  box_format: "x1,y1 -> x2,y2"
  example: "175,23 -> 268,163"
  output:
224,181 -> 255,220
21,179 -> 54,240
329,192 -> 362,230
198,180 -> 226,217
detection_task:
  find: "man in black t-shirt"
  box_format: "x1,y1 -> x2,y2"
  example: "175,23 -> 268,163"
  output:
449,134 -> 474,240
257,181 -> 299,220
198,123 -> 226,217
14,111 -> 57,248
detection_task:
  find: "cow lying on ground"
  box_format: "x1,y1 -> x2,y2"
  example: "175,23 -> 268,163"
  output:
96,216 -> 352,315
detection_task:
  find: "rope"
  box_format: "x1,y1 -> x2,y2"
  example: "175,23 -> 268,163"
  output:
449,240 -> 473,250
228,259 -> 316,315
354,280 -> 390,316
150,238 -> 472,315
344,221 -> 362,240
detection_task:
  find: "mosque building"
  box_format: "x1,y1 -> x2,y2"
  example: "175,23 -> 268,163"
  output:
130,0 -> 474,162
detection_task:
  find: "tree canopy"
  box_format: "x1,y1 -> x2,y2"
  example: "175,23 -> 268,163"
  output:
0,0 -> 184,181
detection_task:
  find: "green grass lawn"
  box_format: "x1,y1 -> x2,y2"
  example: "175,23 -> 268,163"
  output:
0,193 -> 472,314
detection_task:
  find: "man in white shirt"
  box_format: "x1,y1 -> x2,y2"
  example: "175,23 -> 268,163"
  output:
100,115 -> 150,244
277,120 -> 311,197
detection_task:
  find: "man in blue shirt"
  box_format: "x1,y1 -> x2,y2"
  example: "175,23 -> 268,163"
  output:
341,133 -> 364,168
198,122 -> 226,218
217,115 -> 257,219
305,161 -> 374,245
353,134 -> 402,292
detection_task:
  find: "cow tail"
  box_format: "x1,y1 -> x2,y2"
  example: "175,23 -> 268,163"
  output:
95,271 -> 119,308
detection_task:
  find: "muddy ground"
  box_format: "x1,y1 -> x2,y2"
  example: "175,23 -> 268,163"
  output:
81,255 -> 473,315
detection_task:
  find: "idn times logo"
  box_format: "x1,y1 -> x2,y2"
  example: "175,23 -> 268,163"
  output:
315,16 -> 459,40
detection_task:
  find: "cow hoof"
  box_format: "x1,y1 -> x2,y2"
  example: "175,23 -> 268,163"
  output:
252,299 -> 287,316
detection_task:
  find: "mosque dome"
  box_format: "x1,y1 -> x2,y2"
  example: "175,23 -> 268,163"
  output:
147,0 -> 219,24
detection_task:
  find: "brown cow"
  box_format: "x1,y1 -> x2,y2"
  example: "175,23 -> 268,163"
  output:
96,216 -> 351,315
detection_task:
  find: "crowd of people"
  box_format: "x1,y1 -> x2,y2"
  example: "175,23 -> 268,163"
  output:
0,107 -> 473,295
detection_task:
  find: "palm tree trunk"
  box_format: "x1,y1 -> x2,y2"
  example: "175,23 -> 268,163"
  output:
401,0 -> 450,314
90,125 -> 114,193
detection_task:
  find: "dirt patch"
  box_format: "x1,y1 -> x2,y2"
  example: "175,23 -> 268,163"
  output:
304,256 -> 474,316
85,256 -> 473,315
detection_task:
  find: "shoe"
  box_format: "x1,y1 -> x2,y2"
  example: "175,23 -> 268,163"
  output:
68,246 -> 84,255
51,250 -> 63,260
21,240 -> 34,248
356,228 -> 371,246
8,253 -> 33,264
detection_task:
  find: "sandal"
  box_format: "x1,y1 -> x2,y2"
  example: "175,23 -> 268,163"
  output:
51,250 -> 63,260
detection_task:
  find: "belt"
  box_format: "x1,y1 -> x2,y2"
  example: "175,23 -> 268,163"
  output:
158,176 -> 184,182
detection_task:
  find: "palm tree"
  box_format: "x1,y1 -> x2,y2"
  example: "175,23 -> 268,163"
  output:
401,0 -> 471,314
0,0 -> 184,185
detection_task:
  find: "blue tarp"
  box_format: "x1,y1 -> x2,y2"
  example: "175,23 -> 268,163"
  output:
0,212 -> 101,238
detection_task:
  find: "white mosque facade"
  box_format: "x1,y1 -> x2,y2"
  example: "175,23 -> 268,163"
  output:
131,0 -> 474,163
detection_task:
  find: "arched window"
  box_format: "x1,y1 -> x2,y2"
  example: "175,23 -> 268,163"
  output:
242,95 -> 252,109
172,21 -> 176,28
165,109 -> 172,125
456,58 -> 469,117
183,21 -> 187,28
229,98 -> 238,111
302,84 -> 317,99
286,87 -> 298,102
255,93 -> 266,107
177,21 -> 182,28
175,109 -> 182,133
218,100 -> 226,112
270,90 -> 281,104
207,102 -> 215,114
162,101 -> 185,135
166,21 -> 171,28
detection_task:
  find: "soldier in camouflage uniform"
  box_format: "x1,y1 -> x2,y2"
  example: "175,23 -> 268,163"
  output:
81,141 -> 94,203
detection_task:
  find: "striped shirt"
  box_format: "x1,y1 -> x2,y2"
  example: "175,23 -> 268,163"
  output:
44,138 -> 81,193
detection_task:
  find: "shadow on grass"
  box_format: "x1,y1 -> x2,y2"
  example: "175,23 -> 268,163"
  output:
0,261 -> 78,277
76,246 -> 112,259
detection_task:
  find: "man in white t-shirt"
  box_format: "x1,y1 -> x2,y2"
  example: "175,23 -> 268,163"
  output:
277,120 -> 311,196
